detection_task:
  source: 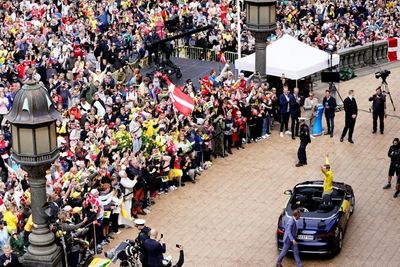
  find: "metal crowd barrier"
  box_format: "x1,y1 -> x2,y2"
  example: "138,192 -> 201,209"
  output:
173,46 -> 243,63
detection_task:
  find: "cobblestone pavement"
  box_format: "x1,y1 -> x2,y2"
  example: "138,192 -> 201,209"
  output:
103,65 -> 400,267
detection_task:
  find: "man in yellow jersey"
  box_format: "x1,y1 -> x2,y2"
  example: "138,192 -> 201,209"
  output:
321,153 -> 333,196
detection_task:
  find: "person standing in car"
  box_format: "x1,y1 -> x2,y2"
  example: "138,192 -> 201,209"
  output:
276,208 -> 302,267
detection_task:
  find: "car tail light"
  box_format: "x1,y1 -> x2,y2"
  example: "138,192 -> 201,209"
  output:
317,232 -> 335,238
277,228 -> 285,235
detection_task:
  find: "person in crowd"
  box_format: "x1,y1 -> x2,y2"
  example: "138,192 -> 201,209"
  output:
296,119 -> 311,167
383,138 -> 400,194
322,90 -> 337,137
279,86 -> 291,137
0,220 -> 9,253
276,208 -> 302,267
58,208 -> 88,267
223,111 -> 234,155
289,87 -> 303,140
0,245 -> 21,267
340,90 -> 358,144
369,87 -> 386,134
302,92 -> 318,136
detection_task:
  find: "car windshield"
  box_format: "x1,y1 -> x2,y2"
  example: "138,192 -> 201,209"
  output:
285,186 -> 345,218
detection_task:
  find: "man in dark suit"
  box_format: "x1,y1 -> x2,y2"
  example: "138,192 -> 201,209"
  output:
340,90 -> 358,143
369,87 -> 386,134
0,245 -> 22,267
296,120 -> 311,167
289,87 -> 303,140
322,90 -> 337,137
144,229 -> 166,267
276,208 -> 302,267
279,86 -> 291,137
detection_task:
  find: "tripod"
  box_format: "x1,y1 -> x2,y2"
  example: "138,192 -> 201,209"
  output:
380,80 -> 396,111
329,82 -> 344,111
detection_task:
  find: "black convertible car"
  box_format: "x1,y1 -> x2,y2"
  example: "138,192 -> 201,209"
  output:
277,181 -> 355,255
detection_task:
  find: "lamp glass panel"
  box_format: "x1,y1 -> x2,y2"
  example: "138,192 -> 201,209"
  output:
270,5 -> 276,22
19,128 -> 34,155
249,5 -> 258,24
35,126 -> 51,154
12,125 -> 19,154
49,122 -> 57,151
259,6 -> 270,25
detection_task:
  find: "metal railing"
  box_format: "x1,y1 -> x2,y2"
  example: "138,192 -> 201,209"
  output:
173,46 -> 243,63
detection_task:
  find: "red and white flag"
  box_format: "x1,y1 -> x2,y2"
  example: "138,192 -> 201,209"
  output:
388,37 -> 400,61
165,77 -> 194,116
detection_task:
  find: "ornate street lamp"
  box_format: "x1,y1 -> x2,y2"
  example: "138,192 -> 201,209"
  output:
245,0 -> 276,82
5,70 -> 62,267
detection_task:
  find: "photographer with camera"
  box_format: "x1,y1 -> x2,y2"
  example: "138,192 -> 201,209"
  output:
383,138 -> 400,197
135,219 -> 151,267
143,229 -> 166,267
368,87 -> 386,134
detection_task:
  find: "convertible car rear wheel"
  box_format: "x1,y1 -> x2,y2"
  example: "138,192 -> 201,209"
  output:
332,227 -> 343,255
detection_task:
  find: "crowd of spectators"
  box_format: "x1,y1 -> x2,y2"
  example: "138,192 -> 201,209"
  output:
0,0 -> 397,266
275,0 -> 400,51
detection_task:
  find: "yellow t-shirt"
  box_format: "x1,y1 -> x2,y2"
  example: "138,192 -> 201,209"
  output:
3,209 -> 18,234
24,214 -> 33,232
322,169 -> 333,193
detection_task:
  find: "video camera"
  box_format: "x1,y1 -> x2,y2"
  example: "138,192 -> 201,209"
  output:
375,69 -> 390,81
105,239 -> 141,266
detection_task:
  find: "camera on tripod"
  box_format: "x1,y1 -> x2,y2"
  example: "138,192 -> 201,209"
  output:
375,69 -> 391,81
105,239 -> 141,265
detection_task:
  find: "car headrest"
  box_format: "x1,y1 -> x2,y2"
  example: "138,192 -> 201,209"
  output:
296,195 -> 307,203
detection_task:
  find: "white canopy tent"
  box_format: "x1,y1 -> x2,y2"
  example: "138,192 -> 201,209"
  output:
235,34 -> 340,80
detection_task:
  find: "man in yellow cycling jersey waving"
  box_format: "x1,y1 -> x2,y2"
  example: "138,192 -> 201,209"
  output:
321,153 -> 333,196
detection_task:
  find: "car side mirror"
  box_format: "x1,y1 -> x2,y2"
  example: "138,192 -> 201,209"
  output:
284,190 -> 292,195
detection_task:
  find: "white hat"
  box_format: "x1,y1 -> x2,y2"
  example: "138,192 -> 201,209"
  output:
134,219 -> 146,226
63,205 -> 72,212
90,188 -> 99,195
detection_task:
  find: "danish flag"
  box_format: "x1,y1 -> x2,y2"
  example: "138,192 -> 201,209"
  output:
388,37 -> 400,62
165,77 -> 194,116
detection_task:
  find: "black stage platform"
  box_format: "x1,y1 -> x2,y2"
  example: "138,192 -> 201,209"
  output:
143,57 -> 223,88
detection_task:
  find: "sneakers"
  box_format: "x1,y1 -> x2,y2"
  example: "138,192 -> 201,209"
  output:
285,131 -> 292,135
383,183 -> 391,189
394,191 -> 400,198
280,132 -> 284,137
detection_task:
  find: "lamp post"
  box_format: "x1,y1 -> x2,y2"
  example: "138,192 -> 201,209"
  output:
245,0 -> 276,83
5,70 -> 62,267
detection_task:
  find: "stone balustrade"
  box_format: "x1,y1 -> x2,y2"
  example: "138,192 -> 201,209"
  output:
337,40 -> 388,69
